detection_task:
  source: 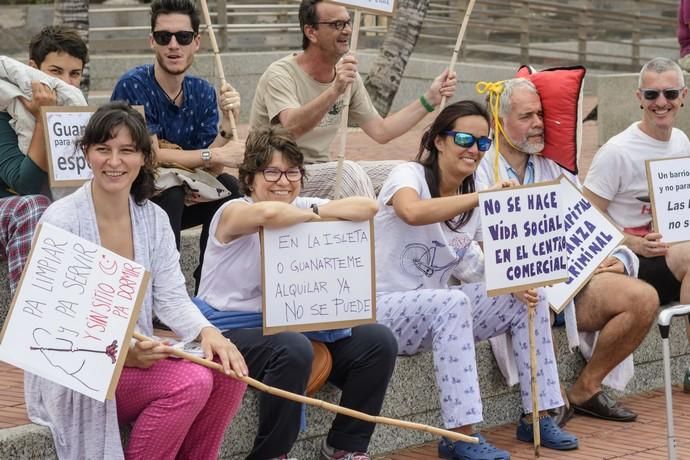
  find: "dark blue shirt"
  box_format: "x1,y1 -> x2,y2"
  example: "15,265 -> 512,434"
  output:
111,64 -> 218,150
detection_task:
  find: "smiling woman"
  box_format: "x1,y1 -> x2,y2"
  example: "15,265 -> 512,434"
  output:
24,101 -> 248,460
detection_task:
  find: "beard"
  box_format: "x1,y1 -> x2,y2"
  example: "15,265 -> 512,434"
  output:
155,52 -> 193,76
513,131 -> 545,154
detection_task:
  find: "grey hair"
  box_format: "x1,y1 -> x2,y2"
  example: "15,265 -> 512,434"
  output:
638,57 -> 685,88
498,78 -> 539,119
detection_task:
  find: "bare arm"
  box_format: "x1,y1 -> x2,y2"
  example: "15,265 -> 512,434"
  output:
215,201 -> 319,243
360,69 -> 457,144
153,136 -> 245,171
318,197 -> 378,221
391,187 -> 479,226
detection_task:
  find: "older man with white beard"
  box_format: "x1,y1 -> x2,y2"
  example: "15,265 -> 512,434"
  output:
475,77 -> 658,425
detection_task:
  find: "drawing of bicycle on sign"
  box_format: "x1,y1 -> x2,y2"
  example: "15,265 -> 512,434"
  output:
400,240 -> 464,279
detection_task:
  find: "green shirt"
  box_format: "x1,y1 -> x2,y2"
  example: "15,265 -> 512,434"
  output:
0,111 -> 48,198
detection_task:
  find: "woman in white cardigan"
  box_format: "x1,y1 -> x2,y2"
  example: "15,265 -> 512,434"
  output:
24,102 -> 247,459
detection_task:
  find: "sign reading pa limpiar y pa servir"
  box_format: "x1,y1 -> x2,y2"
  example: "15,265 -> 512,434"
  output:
479,181 -> 568,297
0,223 -> 149,401
260,219 -> 375,335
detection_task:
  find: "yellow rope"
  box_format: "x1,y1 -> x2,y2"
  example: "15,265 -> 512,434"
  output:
476,80 -> 519,183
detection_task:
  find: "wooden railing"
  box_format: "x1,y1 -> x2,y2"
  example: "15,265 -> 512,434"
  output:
88,0 -> 677,71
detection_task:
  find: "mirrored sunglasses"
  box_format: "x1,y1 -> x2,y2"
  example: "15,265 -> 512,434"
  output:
639,87 -> 684,101
443,131 -> 492,152
152,30 -> 197,46
261,168 -> 304,183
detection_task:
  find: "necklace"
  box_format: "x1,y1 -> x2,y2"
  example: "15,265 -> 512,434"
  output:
152,67 -> 183,106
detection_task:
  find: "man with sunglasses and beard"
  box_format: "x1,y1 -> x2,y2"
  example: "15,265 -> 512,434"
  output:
249,0 -> 457,199
111,0 -> 243,292
476,78 -> 659,426
585,57 -> 690,388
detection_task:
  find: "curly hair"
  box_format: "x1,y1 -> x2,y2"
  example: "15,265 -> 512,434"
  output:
239,127 -> 305,195
78,102 -> 157,205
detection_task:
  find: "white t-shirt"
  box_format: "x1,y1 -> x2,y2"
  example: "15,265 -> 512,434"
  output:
584,123 -> 690,234
374,162 -> 484,293
198,196 -> 328,312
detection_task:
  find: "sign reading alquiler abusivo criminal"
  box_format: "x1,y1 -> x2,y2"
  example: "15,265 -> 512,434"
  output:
479,181 -> 568,296
260,219 -> 376,335
325,0 -> 396,15
41,106 -> 95,187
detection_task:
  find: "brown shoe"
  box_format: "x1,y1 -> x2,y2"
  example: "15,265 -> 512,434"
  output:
571,391 -> 637,422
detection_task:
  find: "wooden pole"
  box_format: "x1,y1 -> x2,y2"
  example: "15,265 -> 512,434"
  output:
528,306 -> 541,458
439,0 -> 476,110
199,0 -> 238,140
132,331 -> 477,444
333,9 -> 361,199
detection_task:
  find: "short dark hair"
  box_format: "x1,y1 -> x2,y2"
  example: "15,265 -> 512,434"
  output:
29,25 -> 88,68
150,0 -> 200,34
78,102 -> 157,205
299,0 -> 322,50
416,100 -> 490,231
239,127 -> 305,195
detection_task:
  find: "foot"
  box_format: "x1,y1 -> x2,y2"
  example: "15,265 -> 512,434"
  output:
319,440 -> 370,460
570,391 -> 637,422
516,415 -> 578,450
438,434 -> 510,460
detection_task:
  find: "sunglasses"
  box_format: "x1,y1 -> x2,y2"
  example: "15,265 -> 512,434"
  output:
443,131 -> 492,152
260,167 -> 304,183
639,87 -> 685,101
315,19 -> 352,31
152,30 -> 197,46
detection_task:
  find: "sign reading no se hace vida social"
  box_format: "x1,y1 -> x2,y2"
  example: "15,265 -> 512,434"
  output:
325,0 -> 396,15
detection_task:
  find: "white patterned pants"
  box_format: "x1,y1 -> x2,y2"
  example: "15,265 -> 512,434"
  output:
377,283 -> 563,428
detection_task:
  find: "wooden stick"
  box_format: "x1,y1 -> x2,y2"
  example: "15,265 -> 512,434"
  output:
333,9 -> 361,199
528,306 -> 541,458
199,0 -> 238,140
132,331 -> 476,444
439,0 -> 476,110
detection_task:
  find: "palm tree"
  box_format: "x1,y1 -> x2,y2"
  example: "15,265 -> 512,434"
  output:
54,0 -> 90,96
363,0 -> 431,117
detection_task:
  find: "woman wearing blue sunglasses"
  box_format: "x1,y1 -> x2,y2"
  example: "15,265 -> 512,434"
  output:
373,100 -> 578,460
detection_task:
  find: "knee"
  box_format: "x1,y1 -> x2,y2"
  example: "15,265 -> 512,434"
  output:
274,332 -> 314,375
16,195 -> 50,223
174,364 -> 215,406
629,280 -> 660,325
363,323 -> 398,360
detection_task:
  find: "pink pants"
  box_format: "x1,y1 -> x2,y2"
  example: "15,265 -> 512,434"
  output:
116,358 -> 247,460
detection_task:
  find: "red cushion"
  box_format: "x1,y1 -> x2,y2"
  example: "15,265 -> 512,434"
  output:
515,65 -> 586,175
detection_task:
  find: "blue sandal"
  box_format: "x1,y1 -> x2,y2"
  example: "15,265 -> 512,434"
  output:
516,415 -> 579,450
438,433 -> 510,460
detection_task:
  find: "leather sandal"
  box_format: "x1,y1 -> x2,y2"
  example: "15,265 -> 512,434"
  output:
516,415 -> 579,450
571,391 -> 637,422
438,434 -> 510,460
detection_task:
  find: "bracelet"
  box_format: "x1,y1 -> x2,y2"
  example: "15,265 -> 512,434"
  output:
419,94 -> 435,113
311,203 -> 319,215
219,129 -> 233,140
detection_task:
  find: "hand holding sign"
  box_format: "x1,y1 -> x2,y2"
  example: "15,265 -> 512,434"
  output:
645,156 -> 690,244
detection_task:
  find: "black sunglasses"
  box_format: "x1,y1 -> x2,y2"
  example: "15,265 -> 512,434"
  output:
639,87 -> 685,101
152,30 -> 197,46
315,19 -> 352,31
443,131 -> 492,152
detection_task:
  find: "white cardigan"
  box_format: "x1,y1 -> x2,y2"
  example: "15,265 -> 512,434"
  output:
24,183 -> 212,459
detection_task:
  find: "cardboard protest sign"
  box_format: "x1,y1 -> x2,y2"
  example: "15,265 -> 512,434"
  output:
645,156 -> 690,244
479,181 -> 568,296
0,223 -> 149,402
543,176 -> 624,313
325,0 -> 396,15
41,106 -> 95,187
260,220 -> 375,334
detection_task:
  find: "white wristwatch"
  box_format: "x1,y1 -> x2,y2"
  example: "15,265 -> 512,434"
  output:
201,149 -> 212,167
